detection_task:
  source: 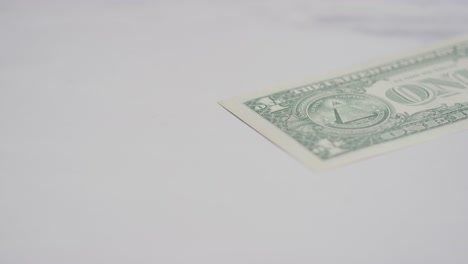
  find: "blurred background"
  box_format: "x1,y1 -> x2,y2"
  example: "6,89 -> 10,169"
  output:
1,1 -> 468,264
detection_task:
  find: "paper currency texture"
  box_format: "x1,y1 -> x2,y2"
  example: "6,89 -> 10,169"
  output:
220,36 -> 468,170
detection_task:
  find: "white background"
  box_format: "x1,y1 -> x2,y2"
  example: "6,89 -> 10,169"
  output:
1,1 -> 468,263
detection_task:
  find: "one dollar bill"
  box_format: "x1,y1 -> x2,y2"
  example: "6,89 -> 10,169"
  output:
220,36 -> 468,170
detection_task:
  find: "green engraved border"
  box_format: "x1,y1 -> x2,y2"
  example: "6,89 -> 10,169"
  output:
243,41 -> 468,160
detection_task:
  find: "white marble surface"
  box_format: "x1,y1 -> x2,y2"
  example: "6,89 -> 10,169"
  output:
1,1 -> 468,263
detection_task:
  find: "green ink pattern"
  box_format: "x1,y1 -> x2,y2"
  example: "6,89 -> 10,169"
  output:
244,42 -> 468,160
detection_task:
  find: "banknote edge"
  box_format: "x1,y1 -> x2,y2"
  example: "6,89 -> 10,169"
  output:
219,35 -> 468,171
